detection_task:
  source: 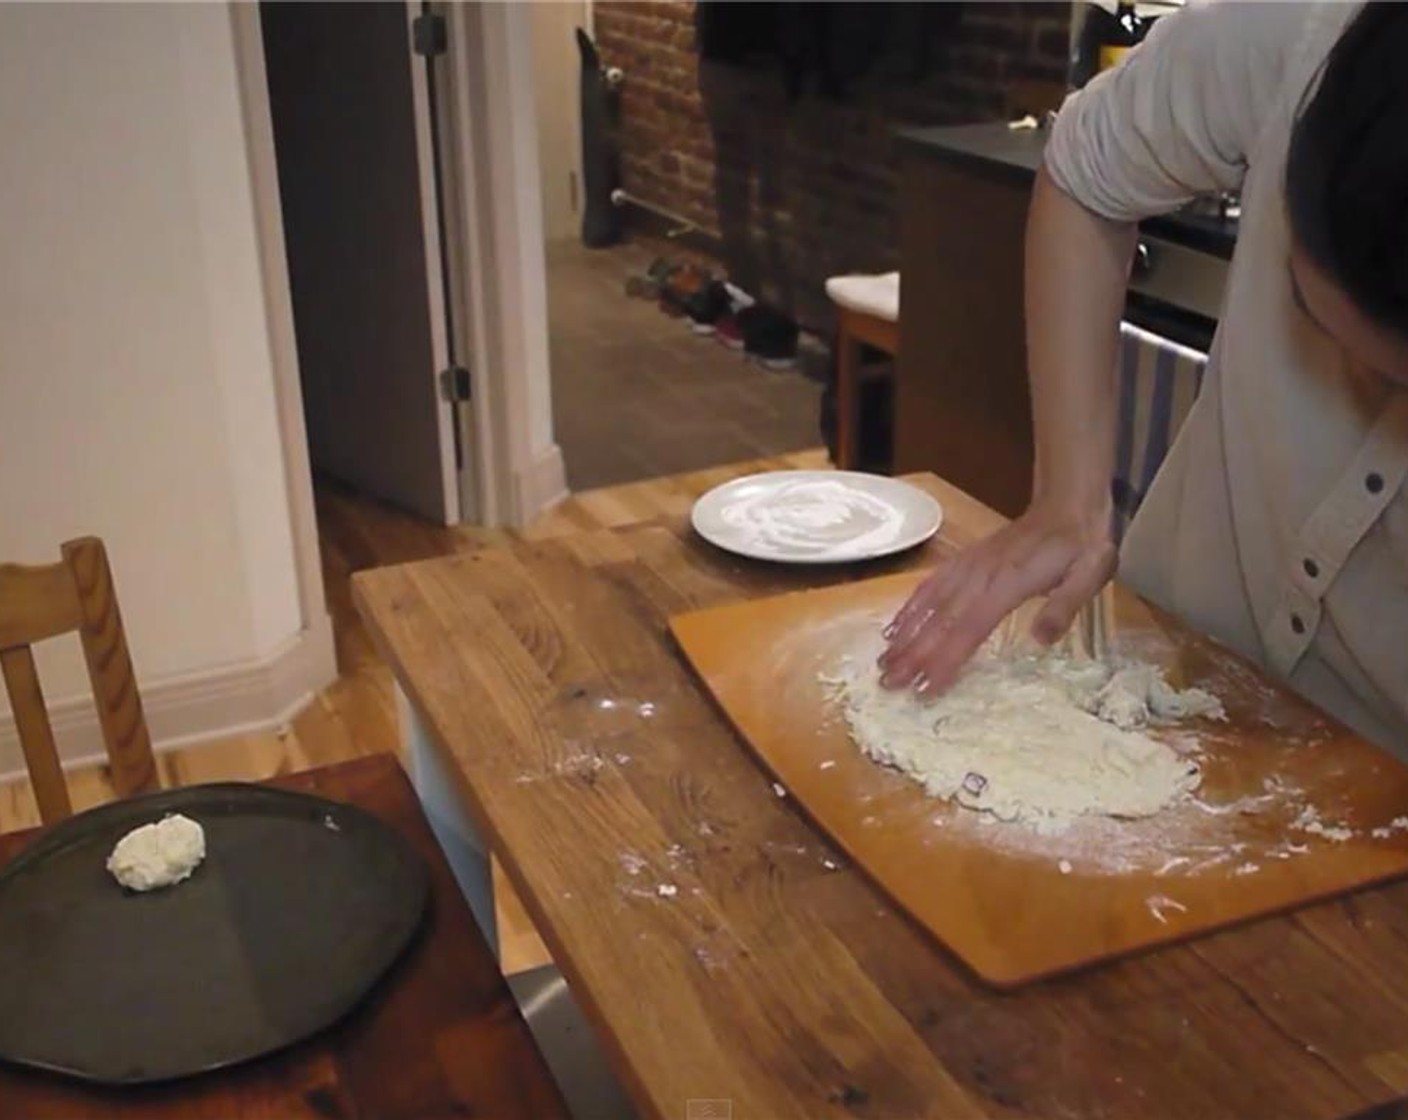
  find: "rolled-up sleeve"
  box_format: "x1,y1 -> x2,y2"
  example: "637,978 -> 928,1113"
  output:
1046,1 -> 1313,222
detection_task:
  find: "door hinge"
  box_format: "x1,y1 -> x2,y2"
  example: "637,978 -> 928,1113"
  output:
412,12 -> 446,58
439,365 -> 472,402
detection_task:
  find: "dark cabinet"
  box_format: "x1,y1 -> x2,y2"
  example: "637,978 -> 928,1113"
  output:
895,151 -> 1035,519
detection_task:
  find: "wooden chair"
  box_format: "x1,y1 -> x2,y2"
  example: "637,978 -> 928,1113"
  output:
0,537 -> 157,824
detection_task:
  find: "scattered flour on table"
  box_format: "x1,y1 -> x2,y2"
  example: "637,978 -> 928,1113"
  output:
823,649 -> 1224,836
514,751 -> 605,784
1290,804 -> 1356,843
717,479 -> 905,560
1146,894 -> 1189,924
107,813 -> 206,892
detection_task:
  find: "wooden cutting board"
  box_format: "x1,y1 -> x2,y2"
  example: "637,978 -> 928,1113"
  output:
670,569 -> 1408,988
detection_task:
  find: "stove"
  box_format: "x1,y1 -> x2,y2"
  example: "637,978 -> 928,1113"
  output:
1184,190 -> 1242,223
1124,192 -> 1236,350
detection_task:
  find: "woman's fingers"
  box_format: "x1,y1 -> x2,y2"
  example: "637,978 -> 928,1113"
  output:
884,546 -> 1028,693
885,528 -> 1096,695
884,552 -> 966,642
1029,546 -> 1116,646
909,595 -> 1010,697
909,550 -> 1062,694
881,571 -> 991,688
879,554 -> 973,668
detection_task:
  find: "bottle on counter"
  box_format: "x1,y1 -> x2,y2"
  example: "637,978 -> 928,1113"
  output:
1099,2 -> 1146,72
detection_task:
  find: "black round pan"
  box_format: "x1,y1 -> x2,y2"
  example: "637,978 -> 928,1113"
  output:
0,782 -> 428,1085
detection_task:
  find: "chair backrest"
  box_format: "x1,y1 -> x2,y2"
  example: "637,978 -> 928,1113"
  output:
0,537 -> 157,824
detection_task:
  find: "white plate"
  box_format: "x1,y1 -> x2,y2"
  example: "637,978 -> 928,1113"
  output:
691,470 -> 943,564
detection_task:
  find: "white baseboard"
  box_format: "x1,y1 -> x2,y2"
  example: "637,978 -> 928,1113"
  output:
515,441 -> 568,524
0,611 -> 337,782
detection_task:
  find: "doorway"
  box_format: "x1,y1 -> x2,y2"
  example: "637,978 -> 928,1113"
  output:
259,1 -> 466,525
528,12 -> 824,494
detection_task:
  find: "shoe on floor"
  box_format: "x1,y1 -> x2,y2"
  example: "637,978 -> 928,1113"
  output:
714,314 -> 745,350
658,263 -> 711,315
738,304 -> 799,370
684,280 -> 731,335
723,281 -> 756,312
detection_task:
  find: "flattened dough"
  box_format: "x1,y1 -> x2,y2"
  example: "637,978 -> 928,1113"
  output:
828,652 -> 1223,834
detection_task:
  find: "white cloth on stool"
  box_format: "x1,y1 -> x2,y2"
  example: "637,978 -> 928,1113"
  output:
825,272 -> 900,323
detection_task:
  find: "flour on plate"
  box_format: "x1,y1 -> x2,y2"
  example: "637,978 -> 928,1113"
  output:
825,651 -> 1224,835
718,478 -> 904,559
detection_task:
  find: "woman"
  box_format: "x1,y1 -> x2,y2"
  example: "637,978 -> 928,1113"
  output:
880,2 -> 1408,756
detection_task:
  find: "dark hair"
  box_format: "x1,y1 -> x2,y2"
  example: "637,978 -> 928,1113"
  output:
1286,2 -> 1408,333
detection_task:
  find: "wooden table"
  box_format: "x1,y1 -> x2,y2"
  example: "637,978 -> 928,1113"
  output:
0,755 -> 568,1120
355,474 -> 1408,1120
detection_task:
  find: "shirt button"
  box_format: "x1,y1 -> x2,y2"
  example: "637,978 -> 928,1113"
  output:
1291,613 -> 1306,635
1302,558 -> 1319,579
1366,472 -> 1385,494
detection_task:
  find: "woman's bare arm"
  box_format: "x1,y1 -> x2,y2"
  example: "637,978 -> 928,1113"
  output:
879,165 -> 1137,695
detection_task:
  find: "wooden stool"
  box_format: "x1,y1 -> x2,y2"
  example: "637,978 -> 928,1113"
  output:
828,273 -> 900,471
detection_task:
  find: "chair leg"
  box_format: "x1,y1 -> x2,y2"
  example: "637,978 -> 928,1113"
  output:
836,328 -> 860,471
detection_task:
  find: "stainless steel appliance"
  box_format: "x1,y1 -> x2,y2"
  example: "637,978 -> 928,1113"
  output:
1124,192 -> 1237,353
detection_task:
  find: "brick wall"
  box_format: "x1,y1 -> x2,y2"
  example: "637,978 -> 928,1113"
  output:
594,1 -> 1070,327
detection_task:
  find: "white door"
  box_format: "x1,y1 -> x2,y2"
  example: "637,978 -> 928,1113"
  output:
260,1 -> 470,524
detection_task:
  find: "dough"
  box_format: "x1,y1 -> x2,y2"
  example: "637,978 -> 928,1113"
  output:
826,651 -> 1223,835
106,813 -> 206,892
1087,662 -> 1224,729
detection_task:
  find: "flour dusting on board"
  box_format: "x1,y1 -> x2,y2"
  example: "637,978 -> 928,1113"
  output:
807,625 -> 1408,879
717,478 -> 905,560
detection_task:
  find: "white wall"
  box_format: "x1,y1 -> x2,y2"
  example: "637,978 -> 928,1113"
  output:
504,4 -> 560,465
530,1 -> 587,243
0,3 -> 330,771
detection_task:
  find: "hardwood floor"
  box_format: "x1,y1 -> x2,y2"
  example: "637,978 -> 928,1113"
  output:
547,241 -> 825,491
0,450 -> 827,976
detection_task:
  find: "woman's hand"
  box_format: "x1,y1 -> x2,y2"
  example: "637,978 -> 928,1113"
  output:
878,499 -> 1116,697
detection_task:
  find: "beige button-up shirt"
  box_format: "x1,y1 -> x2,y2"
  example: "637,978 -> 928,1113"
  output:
1046,1 -> 1408,757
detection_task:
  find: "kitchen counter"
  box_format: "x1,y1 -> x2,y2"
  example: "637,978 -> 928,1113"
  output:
896,122 -> 1238,260
890,120 -> 1229,516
